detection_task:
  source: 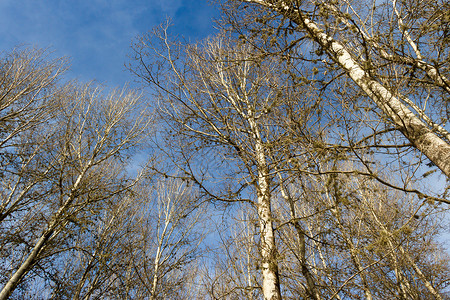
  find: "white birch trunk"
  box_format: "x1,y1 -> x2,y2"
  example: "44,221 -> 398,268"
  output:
249,118 -> 281,300
256,147 -> 281,300
0,228 -> 54,300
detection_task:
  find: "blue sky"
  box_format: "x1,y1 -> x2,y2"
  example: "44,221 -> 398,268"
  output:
0,0 -> 219,86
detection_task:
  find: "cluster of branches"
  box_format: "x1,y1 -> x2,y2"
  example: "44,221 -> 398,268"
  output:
0,48 -> 206,299
222,0 -> 450,176
1,0 -> 450,298
127,0 -> 450,297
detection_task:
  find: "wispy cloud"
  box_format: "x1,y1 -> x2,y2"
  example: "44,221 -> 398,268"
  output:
0,0 -> 218,86
155,0 -> 183,14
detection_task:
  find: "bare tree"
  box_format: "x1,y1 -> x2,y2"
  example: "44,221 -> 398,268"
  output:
45,175 -> 206,300
129,25 -> 325,299
128,9 -> 450,298
127,177 -> 207,300
225,0 -> 450,177
0,79 -> 151,299
0,47 -> 67,149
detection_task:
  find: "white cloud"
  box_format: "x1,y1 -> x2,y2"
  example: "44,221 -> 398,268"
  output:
0,0 -> 215,86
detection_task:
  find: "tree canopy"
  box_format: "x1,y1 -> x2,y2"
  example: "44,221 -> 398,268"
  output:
0,1 -> 449,298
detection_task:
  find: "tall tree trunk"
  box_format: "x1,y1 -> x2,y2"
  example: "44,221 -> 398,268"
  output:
254,139 -> 281,300
150,214 -> 170,300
